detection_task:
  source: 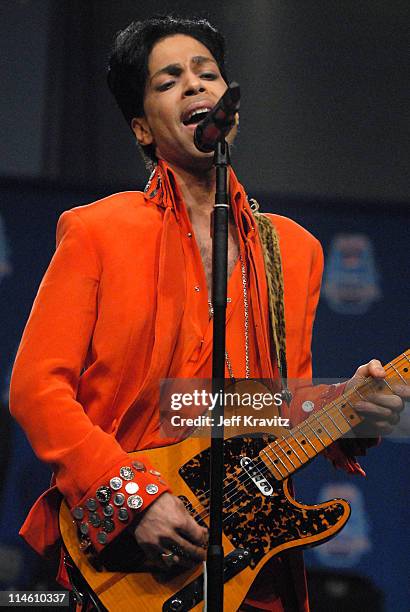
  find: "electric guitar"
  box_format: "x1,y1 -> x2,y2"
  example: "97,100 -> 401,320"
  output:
59,350 -> 410,611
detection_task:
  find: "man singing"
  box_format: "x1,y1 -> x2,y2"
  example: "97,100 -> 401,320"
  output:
9,15 -> 407,611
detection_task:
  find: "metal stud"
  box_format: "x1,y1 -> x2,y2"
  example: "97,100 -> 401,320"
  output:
119,466 -> 135,481
109,477 -> 123,491
125,482 -> 139,494
86,498 -> 98,512
72,506 -> 84,520
103,504 -> 114,517
118,508 -> 129,522
97,532 -> 108,545
89,512 -> 101,528
127,495 -> 144,510
102,519 -> 115,533
79,522 -> 89,536
95,486 -> 111,504
113,492 -> 126,507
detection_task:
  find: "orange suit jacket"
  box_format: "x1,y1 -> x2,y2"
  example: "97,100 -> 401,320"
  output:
10,162 -> 353,609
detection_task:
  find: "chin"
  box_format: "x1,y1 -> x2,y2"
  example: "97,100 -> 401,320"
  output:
175,147 -> 214,173
190,152 -> 215,172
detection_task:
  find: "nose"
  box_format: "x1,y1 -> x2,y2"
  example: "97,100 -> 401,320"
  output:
183,71 -> 205,97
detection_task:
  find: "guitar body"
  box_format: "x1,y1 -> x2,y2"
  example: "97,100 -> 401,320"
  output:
58,350 -> 410,609
60,430 -> 350,611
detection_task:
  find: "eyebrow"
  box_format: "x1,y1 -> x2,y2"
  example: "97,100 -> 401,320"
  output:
150,56 -> 217,82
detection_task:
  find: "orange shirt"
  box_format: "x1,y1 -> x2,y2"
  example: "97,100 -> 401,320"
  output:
149,171 -> 297,610
166,176 -> 273,383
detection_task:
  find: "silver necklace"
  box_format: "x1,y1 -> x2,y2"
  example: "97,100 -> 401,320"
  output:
208,254 -> 250,380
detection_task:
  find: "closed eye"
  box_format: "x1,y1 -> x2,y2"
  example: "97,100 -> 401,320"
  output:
156,72 -> 218,92
156,81 -> 175,92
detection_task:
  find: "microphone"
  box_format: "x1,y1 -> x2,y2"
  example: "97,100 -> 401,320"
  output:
194,82 -> 240,153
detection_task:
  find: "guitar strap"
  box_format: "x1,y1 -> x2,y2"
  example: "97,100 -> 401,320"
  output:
248,202 -> 303,609
248,198 -> 292,406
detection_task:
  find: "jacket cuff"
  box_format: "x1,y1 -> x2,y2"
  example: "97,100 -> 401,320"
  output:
68,456 -> 170,554
324,434 -> 381,477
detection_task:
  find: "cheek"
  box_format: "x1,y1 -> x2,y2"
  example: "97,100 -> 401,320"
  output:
151,107 -> 177,137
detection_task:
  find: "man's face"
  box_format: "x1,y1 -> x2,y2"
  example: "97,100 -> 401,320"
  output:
132,34 -> 229,172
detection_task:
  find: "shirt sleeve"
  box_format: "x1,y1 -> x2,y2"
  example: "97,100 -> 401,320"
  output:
287,237 -> 379,476
9,209 -> 170,553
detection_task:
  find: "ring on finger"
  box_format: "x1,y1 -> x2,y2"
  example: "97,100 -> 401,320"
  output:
170,544 -> 189,559
161,551 -> 178,567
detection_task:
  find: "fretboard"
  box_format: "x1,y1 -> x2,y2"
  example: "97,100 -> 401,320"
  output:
260,349 -> 410,480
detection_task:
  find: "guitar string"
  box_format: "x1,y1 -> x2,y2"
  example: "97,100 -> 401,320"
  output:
195,353 -> 410,526
184,356 -> 409,523
196,357 -> 409,524
199,360 -> 407,523
184,354 -> 409,524
189,360 -> 403,522
203,251 -> 408,521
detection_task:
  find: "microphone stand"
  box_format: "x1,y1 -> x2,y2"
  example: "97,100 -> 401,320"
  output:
206,138 -> 230,611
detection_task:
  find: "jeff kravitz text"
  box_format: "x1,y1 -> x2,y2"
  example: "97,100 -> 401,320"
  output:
170,414 -> 290,428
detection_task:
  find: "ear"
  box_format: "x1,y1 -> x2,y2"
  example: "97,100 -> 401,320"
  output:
131,116 -> 154,146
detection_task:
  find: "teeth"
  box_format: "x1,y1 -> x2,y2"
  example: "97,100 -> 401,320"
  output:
187,107 -> 212,121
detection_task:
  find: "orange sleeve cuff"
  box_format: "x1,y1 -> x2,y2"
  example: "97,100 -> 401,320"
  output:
69,456 -> 171,554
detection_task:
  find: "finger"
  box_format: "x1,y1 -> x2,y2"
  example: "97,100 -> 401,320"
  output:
361,394 -> 404,412
367,359 -> 386,378
372,421 -> 394,435
166,551 -> 196,569
355,359 -> 385,379
159,554 -> 195,571
360,419 -> 395,436
178,512 -> 208,547
355,402 -> 394,419
171,532 -> 207,562
146,546 -> 192,571
152,550 -> 178,570
356,404 -> 401,427
138,528 -> 175,559
392,385 -> 410,401
389,412 -> 401,426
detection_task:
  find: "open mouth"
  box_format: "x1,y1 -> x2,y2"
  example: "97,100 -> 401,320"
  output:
182,108 -> 212,126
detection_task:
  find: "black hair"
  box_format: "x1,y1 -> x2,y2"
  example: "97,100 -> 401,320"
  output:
107,15 -> 228,166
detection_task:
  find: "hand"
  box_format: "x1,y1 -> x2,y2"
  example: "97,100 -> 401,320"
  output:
133,492 -> 207,570
346,359 -> 408,436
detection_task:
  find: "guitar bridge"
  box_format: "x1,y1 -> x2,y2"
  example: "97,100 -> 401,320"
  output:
162,548 -> 251,611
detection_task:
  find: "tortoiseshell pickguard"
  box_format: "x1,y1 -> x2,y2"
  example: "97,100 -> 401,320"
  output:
179,435 -> 347,569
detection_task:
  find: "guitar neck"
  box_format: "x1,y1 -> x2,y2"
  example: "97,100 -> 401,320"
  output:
260,349 -> 410,480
